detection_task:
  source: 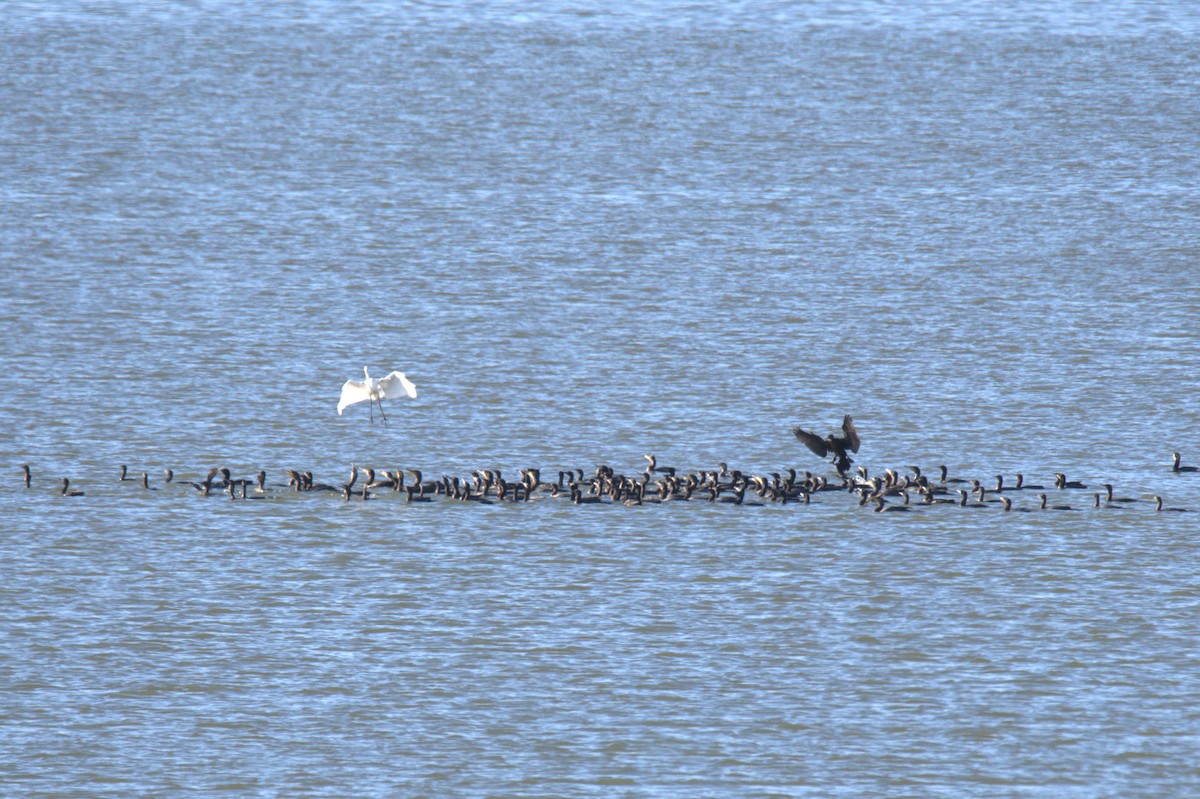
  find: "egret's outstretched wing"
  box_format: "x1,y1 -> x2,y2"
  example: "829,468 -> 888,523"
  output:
792,426 -> 828,457
378,371 -> 417,400
841,415 -> 861,453
338,378 -> 371,415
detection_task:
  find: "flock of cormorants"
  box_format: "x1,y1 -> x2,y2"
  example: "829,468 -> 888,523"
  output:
16,417 -> 1198,513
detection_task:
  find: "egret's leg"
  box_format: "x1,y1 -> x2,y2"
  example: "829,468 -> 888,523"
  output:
377,399 -> 389,427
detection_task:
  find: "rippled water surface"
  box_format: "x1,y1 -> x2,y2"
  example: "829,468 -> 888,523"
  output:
3,1 -> 1200,796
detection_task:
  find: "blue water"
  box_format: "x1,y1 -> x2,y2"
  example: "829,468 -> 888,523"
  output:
2,2 -> 1199,796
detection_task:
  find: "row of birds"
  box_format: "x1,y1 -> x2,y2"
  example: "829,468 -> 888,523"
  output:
323,376 -> 1196,511
18,452 -> 1197,512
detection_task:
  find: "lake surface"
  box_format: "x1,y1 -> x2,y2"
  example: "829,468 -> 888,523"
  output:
2,1 -> 1199,796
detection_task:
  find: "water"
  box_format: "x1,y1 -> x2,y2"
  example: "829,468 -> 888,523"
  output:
3,2 -> 1200,795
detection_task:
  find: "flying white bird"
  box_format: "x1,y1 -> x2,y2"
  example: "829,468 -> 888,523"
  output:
337,367 -> 417,425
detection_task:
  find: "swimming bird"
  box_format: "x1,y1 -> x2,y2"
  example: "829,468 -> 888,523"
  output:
219,468 -> 258,492
957,489 -> 988,508
118,464 -> 132,482
1037,493 -> 1074,510
405,469 -> 438,496
22,464 -> 31,488
1171,452 -> 1198,473
643,454 -> 675,476
1013,474 -> 1043,490
793,415 -> 860,473
938,465 -> 969,485
141,472 -> 156,490
999,496 -> 1032,512
873,495 -> 910,513
1102,484 -> 1136,503
570,486 -> 603,505
240,481 -> 266,500
183,467 -> 221,494
1054,473 -> 1087,489
296,470 -> 341,492
918,486 -> 955,505
710,484 -> 750,505
1153,495 -> 1187,512
342,466 -> 359,497
60,478 -> 85,497
405,484 -> 434,503
337,367 -> 417,425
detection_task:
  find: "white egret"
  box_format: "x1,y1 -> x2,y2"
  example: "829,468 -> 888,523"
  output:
337,367 -> 417,425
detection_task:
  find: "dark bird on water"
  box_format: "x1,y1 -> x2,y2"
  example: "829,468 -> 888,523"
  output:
999,496 -> 1032,512
1153,495 -> 1187,512
1102,484 -> 1136,503
1037,493 -> 1074,510
643,454 -> 675,476
938,465 -> 968,485
873,495 -> 909,513
1014,474 -> 1043,490
1171,452 -> 1198,473
1054,473 -> 1088,490
793,415 -> 861,473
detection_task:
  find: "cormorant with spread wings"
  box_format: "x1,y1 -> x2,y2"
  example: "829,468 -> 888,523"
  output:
792,415 -> 860,474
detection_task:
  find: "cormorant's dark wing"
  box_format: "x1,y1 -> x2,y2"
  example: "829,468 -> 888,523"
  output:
792,426 -> 829,457
841,415 -> 861,453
